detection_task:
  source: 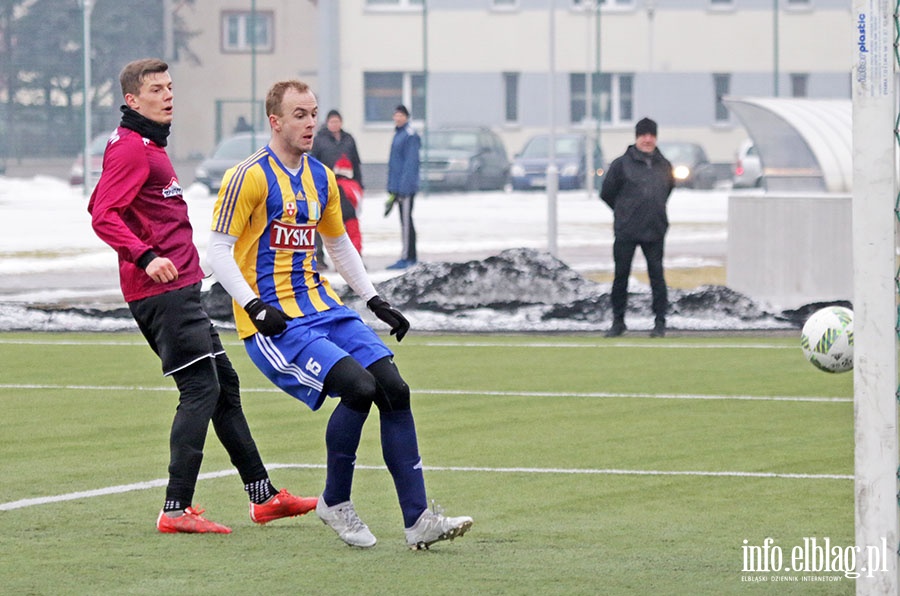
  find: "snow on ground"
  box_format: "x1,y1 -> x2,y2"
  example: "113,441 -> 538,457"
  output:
0,173 -> 792,334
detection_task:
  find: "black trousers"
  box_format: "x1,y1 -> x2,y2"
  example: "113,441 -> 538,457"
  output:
396,194 -> 417,262
610,237 -> 668,321
129,283 -> 267,504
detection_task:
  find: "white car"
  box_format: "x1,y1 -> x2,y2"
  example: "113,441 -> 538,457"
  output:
733,139 -> 762,188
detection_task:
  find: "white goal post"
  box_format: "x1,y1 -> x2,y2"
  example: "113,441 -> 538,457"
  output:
851,0 -> 899,594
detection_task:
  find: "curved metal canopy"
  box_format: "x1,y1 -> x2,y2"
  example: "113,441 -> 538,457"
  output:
723,97 -> 852,193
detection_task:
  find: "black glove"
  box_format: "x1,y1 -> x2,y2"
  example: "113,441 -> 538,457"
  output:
244,298 -> 292,336
367,295 -> 409,342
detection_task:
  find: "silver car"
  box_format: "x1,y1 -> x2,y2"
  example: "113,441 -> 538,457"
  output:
733,139 -> 763,188
420,127 -> 510,192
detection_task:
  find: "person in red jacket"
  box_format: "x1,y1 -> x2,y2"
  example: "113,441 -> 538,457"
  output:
333,154 -> 364,254
88,58 -> 317,534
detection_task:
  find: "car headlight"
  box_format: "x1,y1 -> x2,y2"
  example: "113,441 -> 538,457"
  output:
561,163 -> 579,177
673,165 -> 691,181
510,164 -> 525,177
447,158 -> 469,172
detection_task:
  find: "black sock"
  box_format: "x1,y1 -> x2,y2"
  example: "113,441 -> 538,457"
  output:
163,499 -> 186,513
244,478 -> 278,504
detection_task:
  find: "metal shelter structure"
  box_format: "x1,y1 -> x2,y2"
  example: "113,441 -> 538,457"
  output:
724,97 -> 852,193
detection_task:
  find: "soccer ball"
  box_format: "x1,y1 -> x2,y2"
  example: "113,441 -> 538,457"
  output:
800,306 -> 854,373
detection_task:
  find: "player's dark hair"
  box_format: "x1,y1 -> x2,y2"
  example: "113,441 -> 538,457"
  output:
265,80 -> 312,117
119,58 -> 169,98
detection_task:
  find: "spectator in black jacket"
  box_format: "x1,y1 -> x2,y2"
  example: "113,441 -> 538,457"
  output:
600,117 -> 675,338
311,110 -> 364,185
311,110 -> 364,267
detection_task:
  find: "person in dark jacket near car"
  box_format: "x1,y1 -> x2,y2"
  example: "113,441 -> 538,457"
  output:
311,110 -> 365,263
311,109 -> 364,186
600,117 -> 675,338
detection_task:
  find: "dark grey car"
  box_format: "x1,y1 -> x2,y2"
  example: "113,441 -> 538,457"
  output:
656,141 -> 717,190
194,132 -> 268,192
420,127 -> 510,191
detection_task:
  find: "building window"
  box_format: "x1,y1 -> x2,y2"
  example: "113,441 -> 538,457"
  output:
790,73 -> 809,98
364,72 -> 426,123
713,73 -> 731,122
570,72 -> 633,125
221,11 -> 274,53
573,0 -> 633,7
503,72 -> 519,123
366,0 -> 423,7
570,73 -> 591,123
599,0 -> 634,8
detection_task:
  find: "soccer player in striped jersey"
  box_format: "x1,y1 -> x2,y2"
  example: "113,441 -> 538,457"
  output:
206,80 -> 473,550
88,59 -> 317,534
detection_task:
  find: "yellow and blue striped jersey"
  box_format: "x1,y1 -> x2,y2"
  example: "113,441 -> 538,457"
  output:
212,146 -> 346,339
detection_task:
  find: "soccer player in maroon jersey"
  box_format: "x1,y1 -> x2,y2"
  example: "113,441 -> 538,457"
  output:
88,58 -> 317,534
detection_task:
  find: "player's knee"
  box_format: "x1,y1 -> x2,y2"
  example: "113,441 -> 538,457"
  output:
325,357 -> 378,413
215,355 -> 241,405
338,373 -> 378,413
172,359 -> 220,414
369,359 -> 411,412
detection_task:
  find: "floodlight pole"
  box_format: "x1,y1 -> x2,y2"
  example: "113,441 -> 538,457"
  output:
422,0 -> 429,194
772,0 -> 779,96
584,1 -> 597,198
546,0 -> 558,257
251,0 -> 257,132
850,0 -> 899,593
81,0 -> 93,195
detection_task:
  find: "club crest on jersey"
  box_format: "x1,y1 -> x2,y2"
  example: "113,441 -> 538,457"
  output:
270,219 -> 316,252
284,201 -> 297,219
162,177 -> 183,198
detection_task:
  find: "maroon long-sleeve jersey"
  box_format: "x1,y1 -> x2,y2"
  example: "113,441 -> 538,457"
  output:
88,127 -> 202,302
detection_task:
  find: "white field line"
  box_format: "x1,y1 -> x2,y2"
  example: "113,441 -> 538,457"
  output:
418,341 -> 797,350
0,338 -> 795,350
0,463 -> 851,512
0,383 -> 851,404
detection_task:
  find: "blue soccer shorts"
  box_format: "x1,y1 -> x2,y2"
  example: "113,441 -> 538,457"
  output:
243,307 -> 393,411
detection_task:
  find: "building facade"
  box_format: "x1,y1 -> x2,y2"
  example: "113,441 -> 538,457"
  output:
167,0 -> 320,161
168,0 -> 851,168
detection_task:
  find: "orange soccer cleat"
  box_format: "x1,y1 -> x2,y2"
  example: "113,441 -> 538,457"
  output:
250,489 -> 319,525
156,506 -> 232,534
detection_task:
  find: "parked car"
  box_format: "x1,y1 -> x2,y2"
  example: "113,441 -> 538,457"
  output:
732,139 -> 763,188
419,127 -> 510,191
194,132 -> 268,192
656,141 -> 717,190
510,133 -> 604,191
69,131 -> 112,186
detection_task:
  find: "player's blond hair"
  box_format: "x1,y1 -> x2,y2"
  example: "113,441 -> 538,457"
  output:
265,80 -> 312,117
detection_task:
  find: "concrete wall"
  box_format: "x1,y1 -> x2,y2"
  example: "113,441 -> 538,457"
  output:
726,193 -> 852,309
